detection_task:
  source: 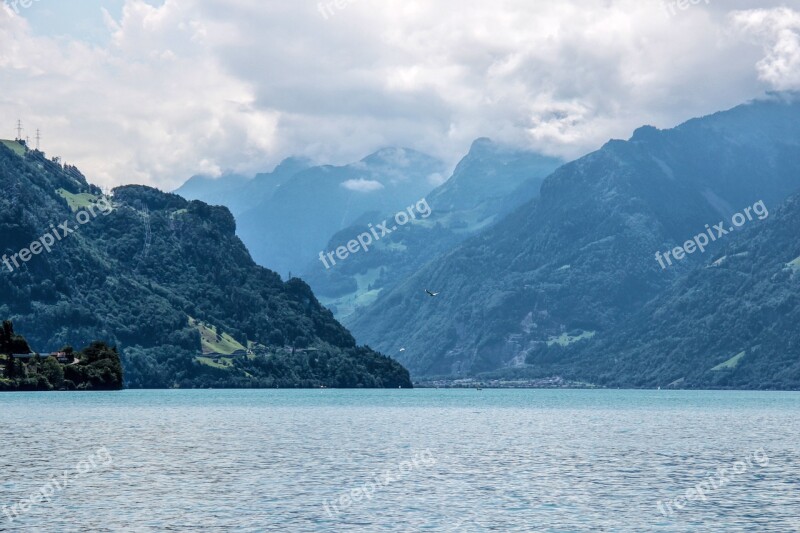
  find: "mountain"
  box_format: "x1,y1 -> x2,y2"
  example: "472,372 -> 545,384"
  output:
537,191 -> 800,389
426,138 -> 564,217
0,140 -> 411,389
174,157 -> 312,216
235,148 -> 446,277
346,94 -> 800,387
173,172 -> 251,213
303,139 -> 564,322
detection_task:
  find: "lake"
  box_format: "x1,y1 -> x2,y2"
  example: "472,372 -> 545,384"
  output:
0,389 -> 798,532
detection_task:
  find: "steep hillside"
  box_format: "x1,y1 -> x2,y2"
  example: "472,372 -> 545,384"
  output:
0,140 -> 411,389
304,139 -> 563,322
536,192 -> 800,389
347,95 -> 800,386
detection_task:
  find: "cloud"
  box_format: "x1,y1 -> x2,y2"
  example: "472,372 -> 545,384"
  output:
341,178 -> 385,192
0,1 -> 279,188
1,0 -> 799,190
732,8 -> 800,90
427,173 -> 446,187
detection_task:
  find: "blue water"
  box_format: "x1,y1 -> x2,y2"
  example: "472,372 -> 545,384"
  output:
1,389 -> 799,532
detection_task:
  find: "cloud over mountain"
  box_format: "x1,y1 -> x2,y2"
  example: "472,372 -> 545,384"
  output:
1,0 -> 798,189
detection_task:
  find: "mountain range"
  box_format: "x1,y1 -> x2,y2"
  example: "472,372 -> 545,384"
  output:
7,93 -> 799,390
345,94 -> 800,389
175,156 -> 313,217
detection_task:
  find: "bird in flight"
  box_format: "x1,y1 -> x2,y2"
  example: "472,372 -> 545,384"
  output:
425,289 -> 440,297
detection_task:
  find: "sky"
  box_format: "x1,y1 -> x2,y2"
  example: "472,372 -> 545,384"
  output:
1,0 -> 799,190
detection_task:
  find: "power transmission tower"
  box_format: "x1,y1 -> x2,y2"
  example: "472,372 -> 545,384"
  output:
35,129 -> 40,150
15,120 -> 23,140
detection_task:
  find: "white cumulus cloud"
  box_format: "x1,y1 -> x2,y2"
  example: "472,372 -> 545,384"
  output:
732,8 -> 800,90
341,178 -> 385,192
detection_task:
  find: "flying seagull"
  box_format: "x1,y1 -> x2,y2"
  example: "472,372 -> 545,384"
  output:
425,289 -> 440,297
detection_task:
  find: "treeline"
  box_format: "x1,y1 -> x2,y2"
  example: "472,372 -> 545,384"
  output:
0,321 -> 123,391
122,345 -> 411,389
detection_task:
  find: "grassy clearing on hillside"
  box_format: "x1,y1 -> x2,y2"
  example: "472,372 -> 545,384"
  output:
56,188 -> 100,211
355,268 -> 382,290
0,140 -> 26,157
436,210 -> 494,234
547,330 -> 596,347
195,356 -> 234,369
320,268 -> 384,321
711,351 -> 746,371
384,242 -> 408,252
188,316 -> 247,355
321,289 -> 383,322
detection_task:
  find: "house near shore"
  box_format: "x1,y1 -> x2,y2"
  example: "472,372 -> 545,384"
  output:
49,352 -> 71,363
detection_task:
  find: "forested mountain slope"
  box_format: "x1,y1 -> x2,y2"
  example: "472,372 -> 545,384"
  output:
348,95 -> 800,387
0,141 -> 411,388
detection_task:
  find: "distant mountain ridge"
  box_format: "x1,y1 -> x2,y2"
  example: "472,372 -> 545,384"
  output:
237,148 -> 446,277
427,137 -> 564,216
175,148 -> 446,277
175,156 -> 313,216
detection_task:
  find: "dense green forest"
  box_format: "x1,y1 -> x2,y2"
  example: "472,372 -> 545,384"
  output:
0,320 -> 122,391
0,141 -> 411,389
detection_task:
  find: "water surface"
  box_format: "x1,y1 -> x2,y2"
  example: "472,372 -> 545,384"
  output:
1,389 -> 798,532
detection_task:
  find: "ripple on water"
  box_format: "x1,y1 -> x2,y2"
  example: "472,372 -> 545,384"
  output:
0,389 -> 798,532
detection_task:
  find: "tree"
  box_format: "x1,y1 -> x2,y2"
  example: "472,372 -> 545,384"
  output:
41,357 -> 65,388
0,321 -> 31,355
4,354 -> 15,379
0,320 -> 13,353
